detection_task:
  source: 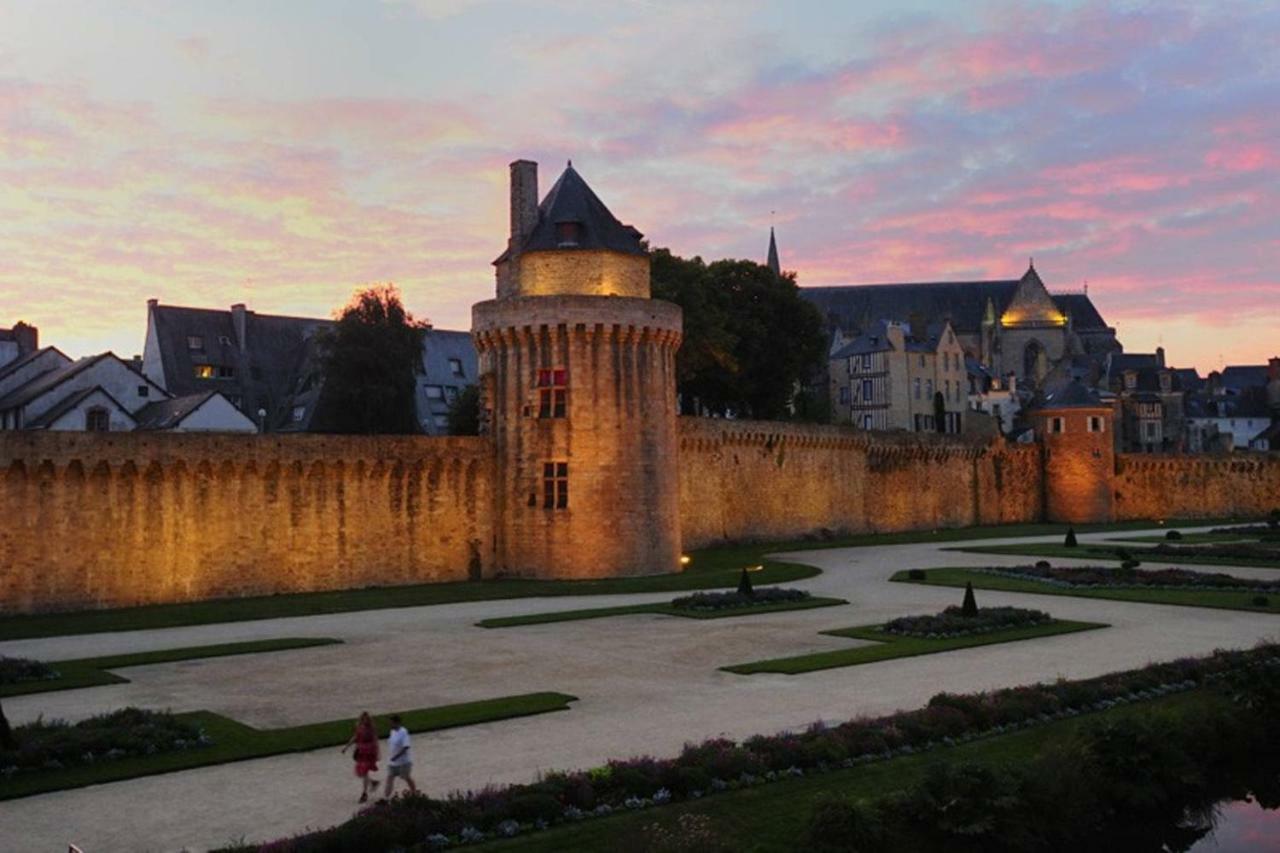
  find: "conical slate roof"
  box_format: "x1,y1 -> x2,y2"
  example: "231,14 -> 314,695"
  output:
767,227 -> 780,275
518,163 -> 645,256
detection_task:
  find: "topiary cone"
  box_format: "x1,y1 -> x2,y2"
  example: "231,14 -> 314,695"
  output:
961,581 -> 978,617
737,567 -> 755,598
1064,527 -> 1078,547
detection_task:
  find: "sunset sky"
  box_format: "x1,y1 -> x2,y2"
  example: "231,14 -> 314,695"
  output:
1,0 -> 1277,371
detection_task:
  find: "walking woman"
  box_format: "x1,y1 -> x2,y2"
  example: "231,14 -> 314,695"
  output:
340,711 -> 380,802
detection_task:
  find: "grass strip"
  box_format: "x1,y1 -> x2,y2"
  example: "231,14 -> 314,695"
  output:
0,638 -> 343,698
472,690 -> 1214,853
950,542 -> 1280,568
721,620 -> 1105,675
0,691 -> 577,801
1106,533 -> 1261,544
476,597 -> 847,629
893,567 -> 1280,614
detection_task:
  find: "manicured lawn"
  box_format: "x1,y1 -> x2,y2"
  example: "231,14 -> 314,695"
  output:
473,691 -> 1216,852
476,597 -> 847,629
951,541 -> 1280,568
0,691 -> 577,801
0,638 -> 342,698
893,567 -> 1280,614
1107,533 -> 1261,544
721,619 -> 1105,675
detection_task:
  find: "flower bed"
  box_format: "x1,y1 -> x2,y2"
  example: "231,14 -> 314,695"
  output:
0,656 -> 59,686
0,707 -> 211,779
880,606 -> 1050,639
236,645 -> 1280,852
1147,542 -> 1280,561
977,564 -> 1280,593
669,588 -> 810,612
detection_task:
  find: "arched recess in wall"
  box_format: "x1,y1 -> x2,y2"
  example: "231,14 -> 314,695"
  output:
1023,339 -> 1046,385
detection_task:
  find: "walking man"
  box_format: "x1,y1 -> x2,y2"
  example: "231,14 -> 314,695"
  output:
383,714 -> 418,798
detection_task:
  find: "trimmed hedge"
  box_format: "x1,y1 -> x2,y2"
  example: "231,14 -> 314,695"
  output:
977,564 -> 1280,593
670,588 -> 809,612
881,606 -> 1050,640
0,708 -> 210,778
0,657 -> 58,686
233,645 -> 1280,852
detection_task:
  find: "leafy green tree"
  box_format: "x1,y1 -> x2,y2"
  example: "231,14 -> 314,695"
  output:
650,248 -> 826,419
447,384 -> 481,436
316,285 -> 426,434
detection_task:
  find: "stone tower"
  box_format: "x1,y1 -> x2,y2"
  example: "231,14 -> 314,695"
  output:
473,160 -> 684,578
1028,379 -> 1116,524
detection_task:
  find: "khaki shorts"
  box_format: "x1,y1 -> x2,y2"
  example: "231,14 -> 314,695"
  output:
387,763 -> 413,778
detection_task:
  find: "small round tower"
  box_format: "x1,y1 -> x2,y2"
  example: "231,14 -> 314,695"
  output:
1029,379 -> 1116,524
473,160 -> 683,578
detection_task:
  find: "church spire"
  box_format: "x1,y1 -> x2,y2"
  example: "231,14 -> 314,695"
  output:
767,227 -> 780,276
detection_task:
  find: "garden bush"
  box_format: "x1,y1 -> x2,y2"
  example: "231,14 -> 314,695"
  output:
1253,595 -> 1270,607
1064,527 -> 1078,547
981,563 -> 1280,593
1165,529 -> 1183,540
736,567 -> 754,598
670,588 -> 808,611
0,656 -> 59,686
881,606 -> 1050,639
237,645 -> 1280,853
960,582 -> 978,617
0,707 -> 209,778
907,568 -> 927,581
1149,542 -> 1280,562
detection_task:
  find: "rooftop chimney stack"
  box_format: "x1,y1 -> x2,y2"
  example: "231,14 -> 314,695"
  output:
231,303 -> 248,353
11,321 -> 37,355
1156,346 -> 1165,368
509,160 -> 539,250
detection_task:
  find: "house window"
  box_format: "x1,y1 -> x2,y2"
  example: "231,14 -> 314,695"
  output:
1088,416 -> 1105,433
85,407 -> 109,432
433,414 -> 449,427
861,354 -> 872,370
925,380 -> 933,399
945,380 -> 951,402
137,385 -> 149,397
862,379 -> 873,402
839,386 -> 850,404
1124,372 -> 1137,390
218,335 -> 233,346
425,385 -> 444,400
187,335 -> 204,351
863,414 -> 873,430
193,364 -> 215,379
542,461 -> 569,509
444,386 -> 459,403
291,405 -> 306,422
449,358 -> 465,378
914,378 -> 921,400
943,352 -> 950,371
1050,416 -> 1065,434
919,355 -> 925,368
536,368 -> 568,418
217,365 -> 235,378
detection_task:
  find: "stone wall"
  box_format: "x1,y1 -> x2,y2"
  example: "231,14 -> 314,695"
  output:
0,432 -> 493,613
677,418 -> 1043,548
1114,453 -> 1280,521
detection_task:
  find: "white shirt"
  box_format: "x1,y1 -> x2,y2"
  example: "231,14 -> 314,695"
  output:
387,726 -> 412,766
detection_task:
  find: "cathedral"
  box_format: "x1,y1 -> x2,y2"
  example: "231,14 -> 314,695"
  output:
796,250 -> 1121,390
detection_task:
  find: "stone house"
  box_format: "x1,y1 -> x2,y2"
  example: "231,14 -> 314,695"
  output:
142,301 -> 476,434
1101,349 -> 1193,453
965,357 -> 1020,435
829,319 -> 967,433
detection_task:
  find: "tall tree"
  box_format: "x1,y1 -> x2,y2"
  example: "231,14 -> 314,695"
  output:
0,699 -> 15,751
651,248 -> 826,420
447,384 -> 481,436
317,285 -> 427,434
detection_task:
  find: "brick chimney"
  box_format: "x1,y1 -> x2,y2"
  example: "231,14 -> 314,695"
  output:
509,160 -> 539,251
231,303 -> 248,353
1156,346 -> 1165,368
11,321 -> 37,354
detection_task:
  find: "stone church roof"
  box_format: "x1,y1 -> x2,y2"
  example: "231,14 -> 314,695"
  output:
800,267 -> 1110,336
513,163 -> 646,257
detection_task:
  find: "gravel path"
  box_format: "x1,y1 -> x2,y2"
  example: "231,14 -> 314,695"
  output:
2,527 -> 1275,852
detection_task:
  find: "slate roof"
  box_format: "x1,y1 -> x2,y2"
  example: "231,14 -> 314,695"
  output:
800,278 -> 1110,335
1220,365 -> 1270,393
24,386 -> 135,429
1033,378 -> 1107,409
1185,391 -> 1272,419
0,353 -> 113,411
149,304 -> 328,425
134,391 -> 220,431
498,163 -> 645,261
0,346 -> 69,386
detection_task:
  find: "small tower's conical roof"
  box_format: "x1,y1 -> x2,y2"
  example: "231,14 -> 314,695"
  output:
767,227 -> 780,276
517,163 -> 645,256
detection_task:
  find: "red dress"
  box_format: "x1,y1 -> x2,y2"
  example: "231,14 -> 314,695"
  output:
353,726 -> 379,777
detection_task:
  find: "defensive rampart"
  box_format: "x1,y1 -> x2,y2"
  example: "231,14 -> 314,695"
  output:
677,418 -> 1043,548
1114,453 -> 1280,521
0,432 -> 493,613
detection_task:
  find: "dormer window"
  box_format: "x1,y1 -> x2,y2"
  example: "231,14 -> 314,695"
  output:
555,220 -> 583,247
187,335 -> 204,351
